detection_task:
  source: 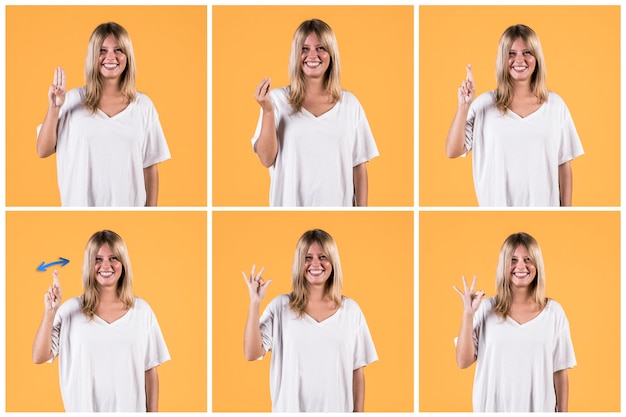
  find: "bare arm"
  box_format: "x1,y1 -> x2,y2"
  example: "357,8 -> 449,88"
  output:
558,161 -> 572,206
446,64 -> 475,158
353,163 -> 368,207
243,265 -> 272,361
32,270 -> 62,364
554,369 -> 569,412
144,164 -> 159,206
352,367 -> 365,412
37,67 -> 66,158
145,367 -> 159,411
452,275 -> 485,368
253,78 -> 278,167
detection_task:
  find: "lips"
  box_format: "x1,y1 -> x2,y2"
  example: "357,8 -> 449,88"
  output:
307,268 -> 325,277
102,63 -> 119,70
512,65 -> 528,72
304,61 -> 322,68
513,271 -> 529,278
99,271 -> 115,278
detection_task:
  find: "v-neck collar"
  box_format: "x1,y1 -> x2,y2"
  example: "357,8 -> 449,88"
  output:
506,299 -> 549,327
97,101 -> 133,120
301,98 -> 340,120
94,308 -> 131,326
508,102 -> 544,120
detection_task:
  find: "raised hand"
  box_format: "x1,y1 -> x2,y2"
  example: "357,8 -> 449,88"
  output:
242,264 -> 272,304
457,64 -> 475,105
48,66 -> 66,108
453,275 -> 485,315
44,269 -> 62,311
254,77 -> 274,112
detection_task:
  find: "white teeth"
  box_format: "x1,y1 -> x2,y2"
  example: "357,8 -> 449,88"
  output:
99,271 -> 114,277
103,63 -> 118,69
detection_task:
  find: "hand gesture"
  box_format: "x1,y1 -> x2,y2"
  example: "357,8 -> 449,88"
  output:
242,264 -> 272,304
254,78 -> 274,112
457,64 -> 475,105
44,270 -> 62,311
453,275 -> 485,315
48,66 -> 66,108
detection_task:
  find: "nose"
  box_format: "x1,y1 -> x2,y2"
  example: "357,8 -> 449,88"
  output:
106,49 -> 116,60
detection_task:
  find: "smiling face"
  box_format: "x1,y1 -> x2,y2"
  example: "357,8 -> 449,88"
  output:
508,37 -> 536,83
94,243 -> 123,289
509,245 -> 537,288
301,32 -> 330,80
304,241 -> 333,287
98,34 -> 127,81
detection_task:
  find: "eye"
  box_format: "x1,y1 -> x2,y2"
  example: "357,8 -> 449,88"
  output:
524,257 -> 532,263
523,51 -> 532,56
115,48 -> 123,53
509,51 -> 516,57
110,256 -> 119,262
316,46 -> 326,52
95,257 -> 102,262
100,49 -> 107,54
319,255 -> 327,260
305,255 -> 312,261
302,47 -> 310,52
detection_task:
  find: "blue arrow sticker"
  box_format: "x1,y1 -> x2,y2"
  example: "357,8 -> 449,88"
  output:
37,257 -> 70,272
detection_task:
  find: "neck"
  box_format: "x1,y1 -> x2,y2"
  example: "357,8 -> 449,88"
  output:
510,286 -> 533,303
511,80 -> 534,97
101,78 -> 122,95
304,77 -> 326,94
307,284 -> 327,302
98,286 -> 120,303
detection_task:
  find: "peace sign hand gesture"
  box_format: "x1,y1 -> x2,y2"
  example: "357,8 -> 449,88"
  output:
452,275 -> 485,315
242,264 -> 272,305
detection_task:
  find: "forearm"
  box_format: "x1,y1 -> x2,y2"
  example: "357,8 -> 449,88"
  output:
144,165 -> 159,206
446,104 -> 470,158
244,302 -> 265,360
32,310 -> 56,364
554,369 -> 569,412
353,163 -> 368,206
558,161 -> 572,206
352,367 -> 365,412
254,110 -> 278,167
37,106 -> 61,158
456,312 -> 476,368
145,367 -> 159,412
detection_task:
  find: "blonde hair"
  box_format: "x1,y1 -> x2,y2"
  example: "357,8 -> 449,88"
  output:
83,22 -> 136,113
494,232 -> 547,318
288,19 -> 342,112
289,229 -> 343,317
81,230 -> 135,319
495,24 -> 548,113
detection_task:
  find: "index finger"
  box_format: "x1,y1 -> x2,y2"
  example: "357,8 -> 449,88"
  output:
469,274 -> 477,292
52,269 -> 60,288
465,64 -> 473,83
60,67 -> 66,89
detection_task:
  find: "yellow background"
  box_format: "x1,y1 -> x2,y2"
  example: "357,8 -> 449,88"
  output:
6,211 -> 207,412
419,6 -> 620,206
212,211 -> 414,411
212,6 -> 414,206
419,211 -> 620,411
6,6 -> 207,206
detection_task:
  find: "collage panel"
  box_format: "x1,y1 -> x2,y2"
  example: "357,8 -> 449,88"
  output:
212,5 -> 414,207
419,210 -> 620,412
6,211 -> 207,412
419,5 -> 619,207
212,210 -> 414,411
6,5 -> 207,207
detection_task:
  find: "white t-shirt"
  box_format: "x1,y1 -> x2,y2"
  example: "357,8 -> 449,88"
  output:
259,294 -> 378,412
251,87 -> 379,207
50,296 -> 171,412
53,87 -> 171,206
464,91 -> 584,206
471,297 -> 576,412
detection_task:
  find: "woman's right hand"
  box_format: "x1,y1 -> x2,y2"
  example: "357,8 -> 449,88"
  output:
48,66 -> 66,108
254,78 -> 274,112
457,64 -> 475,106
242,264 -> 272,304
452,275 -> 485,315
44,270 -> 62,311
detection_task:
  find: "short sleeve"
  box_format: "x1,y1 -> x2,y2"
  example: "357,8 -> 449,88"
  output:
251,90 -> 280,151
259,296 -> 280,357
350,97 -> 379,166
352,309 -> 378,369
50,308 -> 63,360
140,95 -> 171,168
557,97 -> 584,165
553,307 -> 577,372
144,308 -> 171,370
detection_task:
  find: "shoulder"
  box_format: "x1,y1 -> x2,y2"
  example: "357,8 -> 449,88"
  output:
57,296 -> 82,316
477,296 -> 497,315
545,298 -> 566,315
341,296 -> 366,316
269,86 -> 290,102
473,91 -> 496,107
266,293 -> 290,310
64,87 -> 85,106
134,91 -> 157,108
133,296 -> 155,312
545,91 -> 569,109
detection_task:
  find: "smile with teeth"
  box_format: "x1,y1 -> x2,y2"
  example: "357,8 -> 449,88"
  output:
99,271 -> 115,278
103,63 -> 119,70
307,268 -> 325,277
512,66 -> 528,71
513,271 -> 529,277
305,61 -> 322,68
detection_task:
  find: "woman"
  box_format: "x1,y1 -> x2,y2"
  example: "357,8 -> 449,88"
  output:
32,230 -> 170,412
453,232 -> 576,412
242,229 -> 378,411
251,19 -> 379,207
37,22 -> 171,207
446,24 -> 584,207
